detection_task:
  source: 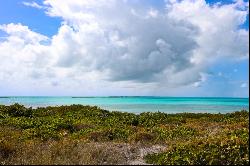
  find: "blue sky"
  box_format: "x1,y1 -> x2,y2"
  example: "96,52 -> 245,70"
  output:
0,0 -> 61,37
0,0 -> 249,97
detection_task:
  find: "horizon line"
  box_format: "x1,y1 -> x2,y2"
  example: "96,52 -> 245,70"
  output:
0,96 -> 249,99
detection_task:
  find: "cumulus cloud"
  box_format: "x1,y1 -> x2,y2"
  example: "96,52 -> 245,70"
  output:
0,23 -> 52,85
0,23 -> 48,43
44,0 -> 201,84
0,0 -> 249,95
168,0 -> 249,64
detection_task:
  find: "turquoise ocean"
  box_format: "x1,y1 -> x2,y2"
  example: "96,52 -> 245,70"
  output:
0,96 -> 248,114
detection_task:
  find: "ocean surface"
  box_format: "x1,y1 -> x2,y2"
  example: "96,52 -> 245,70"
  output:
0,96 -> 249,114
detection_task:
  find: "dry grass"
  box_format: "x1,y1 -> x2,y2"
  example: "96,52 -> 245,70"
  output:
1,140 -> 139,165
0,136 -> 166,165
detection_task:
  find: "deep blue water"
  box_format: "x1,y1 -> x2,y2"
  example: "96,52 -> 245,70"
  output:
0,96 -> 248,114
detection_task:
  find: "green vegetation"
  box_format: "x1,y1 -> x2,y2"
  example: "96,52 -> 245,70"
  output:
0,103 -> 249,165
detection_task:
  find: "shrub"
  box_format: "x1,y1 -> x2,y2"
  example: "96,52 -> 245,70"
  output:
145,130 -> 249,165
5,104 -> 33,117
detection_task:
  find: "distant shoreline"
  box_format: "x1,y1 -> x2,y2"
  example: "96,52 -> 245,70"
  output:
0,96 -> 249,99
0,103 -> 248,115
0,97 -> 248,114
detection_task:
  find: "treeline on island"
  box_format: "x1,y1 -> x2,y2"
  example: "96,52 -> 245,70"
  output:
0,103 -> 249,165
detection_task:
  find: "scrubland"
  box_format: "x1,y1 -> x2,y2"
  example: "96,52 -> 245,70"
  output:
0,104 -> 248,165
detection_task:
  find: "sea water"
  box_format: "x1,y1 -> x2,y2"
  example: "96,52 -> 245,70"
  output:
0,96 -> 248,114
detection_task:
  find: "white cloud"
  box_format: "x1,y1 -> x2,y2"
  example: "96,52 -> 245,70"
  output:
0,23 -> 52,83
167,0 -> 249,65
22,1 -> 46,10
0,0 -> 249,95
192,72 -> 210,87
0,23 -> 48,43
43,0 -> 200,84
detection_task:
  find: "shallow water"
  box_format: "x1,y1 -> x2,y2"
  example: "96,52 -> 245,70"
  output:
0,96 -> 248,113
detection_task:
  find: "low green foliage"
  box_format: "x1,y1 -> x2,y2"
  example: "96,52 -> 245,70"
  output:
0,103 -> 249,165
145,128 -> 249,165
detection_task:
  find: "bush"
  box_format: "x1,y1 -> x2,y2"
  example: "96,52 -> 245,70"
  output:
5,104 -> 33,117
145,129 -> 249,165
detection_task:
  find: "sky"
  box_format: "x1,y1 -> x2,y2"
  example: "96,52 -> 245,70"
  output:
0,0 -> 249,97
